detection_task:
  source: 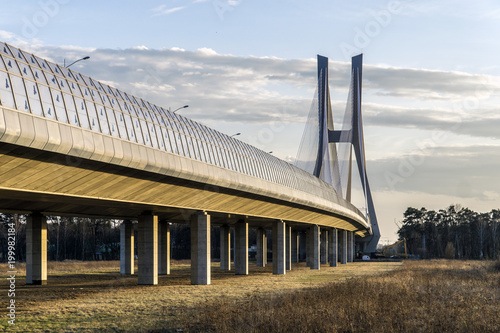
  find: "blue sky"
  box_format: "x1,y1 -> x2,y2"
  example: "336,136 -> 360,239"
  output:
1,0 -> 500,244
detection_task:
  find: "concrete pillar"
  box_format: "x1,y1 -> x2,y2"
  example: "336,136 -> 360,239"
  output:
306,229 -> 312,267
340,229 -> 348,264
158,221 -> 170,275
286,225 -> 292,271
347,231 -> 354,262
138,213 -> 158,285
256,228 -> 265,267
291,230 -> 299,263
26,213 -> 47,285
120,220 -> 134,275
320,229 -> 328,265
272,220 -> 286,275
329,228 -> 338,267
235,220 -> 248,275
299,231 -> 307,261
263,232 -> 268,266
308,225 -> 320,270
191,212 -> 211,285
220,225 -> 231,271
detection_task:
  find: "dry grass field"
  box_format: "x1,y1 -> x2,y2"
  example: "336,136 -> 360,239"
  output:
0,259 -> 498,332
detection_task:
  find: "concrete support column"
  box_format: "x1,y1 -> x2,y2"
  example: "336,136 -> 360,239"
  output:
306,229 -> 312,267
291,230 -> 299,263
158,221 -> 170,275
220,225 -> 231,271
120,220 -> 134,275
340,229 -> 348,265
308,225 -> 320,270
256,228 -> 265,267
191,212 -> 211,285
138,213 -> 158,285
26,213 -> 47,285
320,229 -> 328,265
272,220 -> 286,275
347,231 -> 354,262
235,220 -> 248,275
263,232 -> 268,266
286,225 -> 292,271
329,228 -> 338,267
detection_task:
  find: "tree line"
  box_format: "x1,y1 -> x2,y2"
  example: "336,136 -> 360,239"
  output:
397,205 -> 499,259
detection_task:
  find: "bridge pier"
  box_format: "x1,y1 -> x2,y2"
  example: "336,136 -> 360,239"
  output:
138,213 -> 158,285
347,231 -> 354,262
340,229 -> 348,264
256,227 -> 265,267
120,220 -> 134,275
26,213 -> 47,285
158,221 -> 170,275
235,220 -> 248,275
308,225 -> 320,270
191,212 -> 211,285
291,230 -> 299,263
286,225 -> 292,271
329,228 -> 338,267
220,224 -> 231,271
320,229 -> 328,265
272,220 -> 286,275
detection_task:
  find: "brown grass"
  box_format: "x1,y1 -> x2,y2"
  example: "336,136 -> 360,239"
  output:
0,260 -> 498,332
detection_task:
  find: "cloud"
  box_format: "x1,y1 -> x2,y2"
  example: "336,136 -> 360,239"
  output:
151,5 -> 186,16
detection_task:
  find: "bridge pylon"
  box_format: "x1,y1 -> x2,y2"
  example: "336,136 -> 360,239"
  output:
296,54 -> 380,253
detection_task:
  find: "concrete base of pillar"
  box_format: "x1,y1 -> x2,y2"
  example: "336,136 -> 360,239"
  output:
26,213 -> 47,285
191,212 -> 211,285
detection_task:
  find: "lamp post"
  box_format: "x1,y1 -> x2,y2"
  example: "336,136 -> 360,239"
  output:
64,56 -> 90,68
230,133 -> 241,137
172,105 -> 189,113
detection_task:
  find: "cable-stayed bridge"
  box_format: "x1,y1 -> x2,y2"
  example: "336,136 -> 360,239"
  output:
0,42 -> 377,286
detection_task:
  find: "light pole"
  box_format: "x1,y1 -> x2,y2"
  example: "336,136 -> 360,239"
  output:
64,56 -> 90,68
172,105 -> 189,113
230,133 -> 241,137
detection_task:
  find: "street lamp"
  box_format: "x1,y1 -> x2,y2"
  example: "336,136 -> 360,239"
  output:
172,105 -> 189,113
64,56 -> 90,68
231,133 -> 241,137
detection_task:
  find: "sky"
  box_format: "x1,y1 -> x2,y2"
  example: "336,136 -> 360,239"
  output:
1,0 -> 499,244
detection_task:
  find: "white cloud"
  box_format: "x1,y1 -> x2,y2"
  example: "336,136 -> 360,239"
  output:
151,5 -> 186,16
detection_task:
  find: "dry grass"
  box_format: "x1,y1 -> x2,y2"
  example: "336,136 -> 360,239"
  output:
0,260 -> 498,332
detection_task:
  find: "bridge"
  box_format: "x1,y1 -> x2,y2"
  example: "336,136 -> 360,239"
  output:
0,42 -> 378,285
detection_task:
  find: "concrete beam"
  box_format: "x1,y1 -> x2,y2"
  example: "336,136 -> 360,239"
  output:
306,229 -> 312,267
286,225 -> 292,271
309,225 -> 320,270
263,232 -> 268,266
120,220 -> 134,275
329,228 -> 338,267
291,229 -> 299,263
138,213 -> 158,285
26,213 -> 47,285
158,221 -> 170,275
340,229 -> 348,265
235,220 -> 248,275
191,212 -> 211,285
220,224 -> 231,271
320,229 -> 328,265
272,220 -> 286,275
